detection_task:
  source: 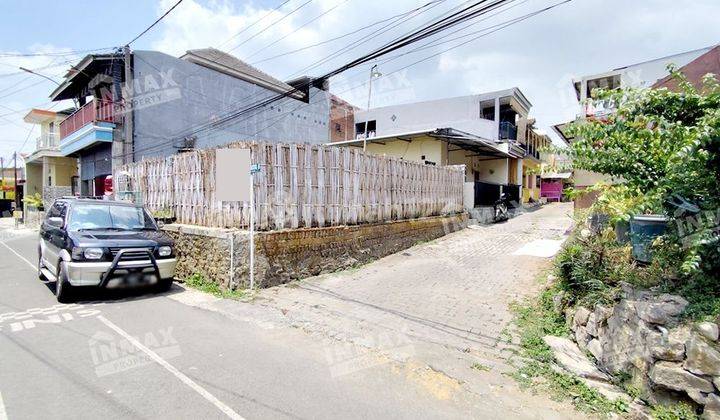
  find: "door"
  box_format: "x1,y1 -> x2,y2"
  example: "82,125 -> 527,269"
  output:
41,201 -> 67,272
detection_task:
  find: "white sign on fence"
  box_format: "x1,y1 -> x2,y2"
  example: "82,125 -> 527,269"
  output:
215,148 -> 251,202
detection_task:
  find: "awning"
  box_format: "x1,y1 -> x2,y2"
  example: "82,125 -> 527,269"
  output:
49,53 -> 124,101
541,172 -> 572,179
328,127 -> 515,159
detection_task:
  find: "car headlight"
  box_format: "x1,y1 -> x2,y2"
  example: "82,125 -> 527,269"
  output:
158,246 -> 172,257
83,247 -> 104,260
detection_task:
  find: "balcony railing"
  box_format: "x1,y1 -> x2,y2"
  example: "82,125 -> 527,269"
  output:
499,121 -> 517,140
36,132 -> 59,150
59,99 -> 122,140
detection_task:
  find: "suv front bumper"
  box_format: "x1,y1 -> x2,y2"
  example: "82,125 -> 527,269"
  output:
66,258 -> 177,287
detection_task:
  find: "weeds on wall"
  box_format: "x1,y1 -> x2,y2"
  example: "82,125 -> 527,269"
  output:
509,281 -> 629,415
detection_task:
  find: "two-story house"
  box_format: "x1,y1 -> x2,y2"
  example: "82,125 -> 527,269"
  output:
49,47 -> 331,196
517,117 -> 552,203
552,44 -> 719,208
329,88 -> 543,208
23,108 -> 79,206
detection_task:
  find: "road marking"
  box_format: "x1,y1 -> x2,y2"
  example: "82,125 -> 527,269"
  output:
97,316 -> 245,420
0,390 -> 8,420
0,241 -> 35,270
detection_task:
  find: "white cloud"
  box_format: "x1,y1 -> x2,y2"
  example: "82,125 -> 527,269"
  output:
3,0 -> 720,160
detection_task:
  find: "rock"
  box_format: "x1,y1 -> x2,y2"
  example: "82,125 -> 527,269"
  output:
594,304 -> 613,324
634,294 -> 688,325
714,377 -> 720,392
581,378 -> 632,403
685,334 -> 720,376
703,394 -> 720,420
574,306 -> 591,327
552,291 -> 565,315
587,339 -> 603,361
649,330 -> 686,362
687,389 -> 709,405
649,361 -> 714,394
565,307 -> 575,331
698,322 -> 720,341
575,325 -> 592,349
543,335 -> 611,381
600,300 -> 655,375
586,313 -> 599,337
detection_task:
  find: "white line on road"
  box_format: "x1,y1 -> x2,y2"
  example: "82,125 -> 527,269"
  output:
96,316 -> 245,420
0,390 -> 8,420
0,241 -> 35,270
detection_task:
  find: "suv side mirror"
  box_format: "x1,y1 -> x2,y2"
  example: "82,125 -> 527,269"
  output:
47,217 -> 64,228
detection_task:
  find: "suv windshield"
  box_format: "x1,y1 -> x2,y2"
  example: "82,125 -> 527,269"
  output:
66,204 -> 157,231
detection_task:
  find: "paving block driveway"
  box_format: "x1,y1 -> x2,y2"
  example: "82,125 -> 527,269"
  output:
244,202 -> 576,418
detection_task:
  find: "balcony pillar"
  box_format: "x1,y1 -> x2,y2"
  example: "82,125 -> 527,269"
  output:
493,97 -> 500,141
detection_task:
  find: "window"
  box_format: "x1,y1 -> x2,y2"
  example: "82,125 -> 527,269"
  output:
354,120 -> 376,138
335,123 -> 342,133
67,204 -> 156,231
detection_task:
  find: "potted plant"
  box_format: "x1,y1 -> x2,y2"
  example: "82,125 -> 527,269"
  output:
151,208 -> 176,226
23,193 -> 44,211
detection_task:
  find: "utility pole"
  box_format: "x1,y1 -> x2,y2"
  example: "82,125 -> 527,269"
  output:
123,45 -> 134,165
0,156 -> 4,200
13,152 -> 18,209
362,65 -> 382,152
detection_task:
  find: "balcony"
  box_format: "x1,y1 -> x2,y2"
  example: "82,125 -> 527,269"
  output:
36,132 -> 59,150
60,99 -> 121,139
499,121 -> 517,140
59,99 -> 122,156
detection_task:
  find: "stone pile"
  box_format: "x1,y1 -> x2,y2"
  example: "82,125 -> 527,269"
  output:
553,284 -> 720,418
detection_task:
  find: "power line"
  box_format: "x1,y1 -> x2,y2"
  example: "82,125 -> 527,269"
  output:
216,0 -> 293,50
0,47 -> 114,58
225,0 -> 315,54
249,3 -> 429,65
114,0 -> 574,161
114,0 -> 510,155
127,0 -> 185,46
244,0 -> 352,61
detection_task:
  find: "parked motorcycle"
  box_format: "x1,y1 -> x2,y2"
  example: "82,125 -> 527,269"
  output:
493,192 -> 511,222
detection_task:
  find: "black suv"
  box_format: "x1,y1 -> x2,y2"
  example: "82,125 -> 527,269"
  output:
38,198 -> 177,302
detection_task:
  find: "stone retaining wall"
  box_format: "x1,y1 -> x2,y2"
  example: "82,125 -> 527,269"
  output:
563,284 -> 720,417
164,213 -> 468,289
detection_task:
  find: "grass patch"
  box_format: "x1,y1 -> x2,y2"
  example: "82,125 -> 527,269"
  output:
650,402 -> 698,420
185,273 -> 249,300
510,281 -> 629,416
471,362 -> 491,372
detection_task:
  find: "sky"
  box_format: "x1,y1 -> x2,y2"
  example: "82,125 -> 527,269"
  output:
1,0 -> 719,165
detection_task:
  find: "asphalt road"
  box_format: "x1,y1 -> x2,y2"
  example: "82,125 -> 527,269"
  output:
0,226 -> 480,420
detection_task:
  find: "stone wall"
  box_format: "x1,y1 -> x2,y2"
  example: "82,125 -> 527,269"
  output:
565,284 -> 720,417
42,186 -> 72,208
254,213 -> 468,288
163,213 -> 468,290
162,224 -> 233,287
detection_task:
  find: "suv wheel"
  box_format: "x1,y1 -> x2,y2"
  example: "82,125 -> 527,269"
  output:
37,247 -> 45,280
156,278 -> 173,292
55,262 -> 74,303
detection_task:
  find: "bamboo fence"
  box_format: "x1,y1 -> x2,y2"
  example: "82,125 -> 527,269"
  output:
115,142 -> 465,230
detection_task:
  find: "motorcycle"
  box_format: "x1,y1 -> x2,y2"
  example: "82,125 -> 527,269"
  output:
493,192 -> 511,222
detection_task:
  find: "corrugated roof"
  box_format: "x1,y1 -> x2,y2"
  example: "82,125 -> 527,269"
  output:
181,48 -> 303,98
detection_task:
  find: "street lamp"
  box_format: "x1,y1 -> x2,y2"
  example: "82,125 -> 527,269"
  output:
19,67 -> 79,109
363,64 -> 382,151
